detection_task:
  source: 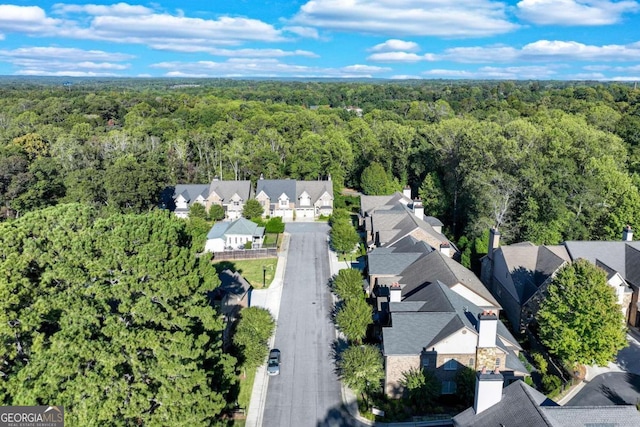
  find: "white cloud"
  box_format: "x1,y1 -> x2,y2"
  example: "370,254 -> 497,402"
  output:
0,4 -> 287,51
149,43 -> 318,58
52,2 -> 153,17
517,0 -> 640,25
423,40 -> 640,63
151,58 -> 388,78
291,0 -> 518,37
423,65 -> 559,79
283,26 -> 320,39
367,52 -> 436,62
0,46 -> 132,76
369,39 -> 420,52
0,5 -> 62,35
390,75 -> 423,79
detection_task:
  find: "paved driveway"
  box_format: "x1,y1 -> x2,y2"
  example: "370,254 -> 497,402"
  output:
567,333 -> 640,407
566,372 -> 640,406
262,223 -> 354,427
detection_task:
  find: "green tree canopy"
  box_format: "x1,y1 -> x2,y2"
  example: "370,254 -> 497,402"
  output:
242,199 -> 264,219
0,204 -> 235,426
209,204 -> 225,221
338,344 -> 385,402
265,216 -> 285,234
360,162 -> 396,195
330,219 -> 359,254
232,307 -> 275,369
332,268 -> 364,302
189,202 -> 208,220
536,259 -> 627,367
335,297 -> 371,344
104,155 -> 166,213
400,368 -> 441,411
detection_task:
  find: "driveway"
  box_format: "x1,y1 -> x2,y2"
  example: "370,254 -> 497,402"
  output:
262,223 -> 354,427
566,372 -> 640,406
566,333 -> 640,407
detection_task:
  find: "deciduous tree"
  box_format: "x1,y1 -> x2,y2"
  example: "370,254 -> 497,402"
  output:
537,259 -> 627,367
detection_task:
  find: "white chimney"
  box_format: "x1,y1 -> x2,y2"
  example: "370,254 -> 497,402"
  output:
623,225 -> 633,241
413,199 -> 424,221
487,228 -> 500,260
327,173 -> 332,181
477,310 -> 498,348
389,282 -> 402,303
440,242 -> 451,258
403,185 -> 411,199
474,368 -> 504,414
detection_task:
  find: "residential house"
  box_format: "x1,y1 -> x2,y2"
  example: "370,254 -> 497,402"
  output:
171,179 -> 252,220
382,282 -> 526,397
368,237 -> 500,324
360,189 -> 455,256
210,269 -> 252,349
453,370 -> 640,426
204,217 -> 265,253
255,177 -> 333,221
207,179 -> 253,220
481,227 -> 639,331
172,184 -> 210,218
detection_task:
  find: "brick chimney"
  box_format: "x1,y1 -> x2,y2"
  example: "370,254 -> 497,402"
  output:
403,185 -> 411,199
474,367 -> 504,414
487,228 -> 500,260
389,282 -> 402,303
623,225 -> 633,241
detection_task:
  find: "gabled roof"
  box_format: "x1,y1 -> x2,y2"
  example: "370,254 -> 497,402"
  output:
368,251 -> 423,275
209,180 -> 252,202
173,184 -> 209,203
453,380 -> 558,427
256,179 -> 297,203
295,180 -> 333,206
399,250 -> 500,308
453,380 -> 640,427
360,192 -> 411,216
499,244 -> 570,304
225,217 -> 263,236
383,282 -> 518,357
564,240 -> 640,286
206,218 -> 263,239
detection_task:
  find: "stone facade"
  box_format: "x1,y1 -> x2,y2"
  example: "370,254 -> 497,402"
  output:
385,355 -> 420,397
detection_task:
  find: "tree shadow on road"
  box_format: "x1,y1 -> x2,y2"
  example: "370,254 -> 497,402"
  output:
317,405 -> 358,427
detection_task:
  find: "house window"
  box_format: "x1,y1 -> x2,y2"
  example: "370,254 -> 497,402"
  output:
280,199 -> 288,207
422,358 -> 430,368
322,198 -> 330,207
469,358 -> 475,367
234,201 -> 240,206
444,359 -> 458,371
495,358 -> 501,369
442,381 -> 457,394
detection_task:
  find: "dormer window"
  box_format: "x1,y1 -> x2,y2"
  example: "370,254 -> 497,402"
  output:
279,198 -> 288,208
300,192 -> 311,206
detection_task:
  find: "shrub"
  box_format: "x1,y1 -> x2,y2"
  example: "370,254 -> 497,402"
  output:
542,374 -> 561,395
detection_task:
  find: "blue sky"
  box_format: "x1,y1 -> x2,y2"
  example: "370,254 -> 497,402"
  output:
0,0 -> 639,80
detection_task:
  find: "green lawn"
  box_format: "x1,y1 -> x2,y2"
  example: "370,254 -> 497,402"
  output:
213,258 -> 278,289
237,367 -> 256,413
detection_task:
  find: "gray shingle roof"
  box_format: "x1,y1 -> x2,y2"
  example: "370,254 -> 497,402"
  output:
360,192 -> 410,216
399,250 -> 500,308
565,241 -> 640,286
453,380 -> 640,427
209,180 -> 252,202
173,184 -> 209,203
256,179 -> 297,204
296,180 -> 333,206
368,249 -> 423,275
453,380 -> 557,427
383,282 -> 518,356
500,244 -> 570,304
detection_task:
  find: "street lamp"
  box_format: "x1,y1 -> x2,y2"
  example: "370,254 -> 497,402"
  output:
263,265 -> 267,288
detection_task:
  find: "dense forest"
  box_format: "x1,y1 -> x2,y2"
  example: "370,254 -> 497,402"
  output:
1,78 -> 640,245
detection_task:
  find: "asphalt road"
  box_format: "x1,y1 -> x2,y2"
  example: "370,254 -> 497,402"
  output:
263,223 -> 354,427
